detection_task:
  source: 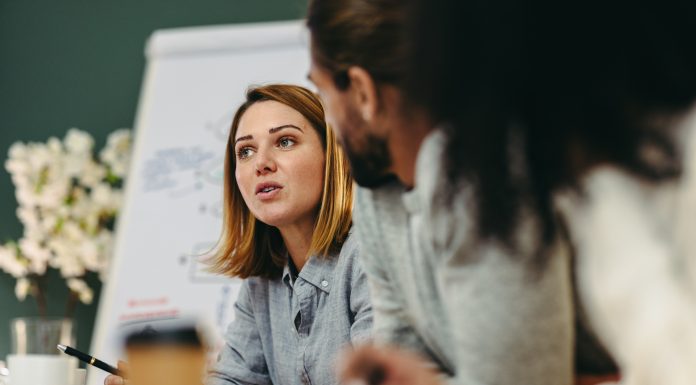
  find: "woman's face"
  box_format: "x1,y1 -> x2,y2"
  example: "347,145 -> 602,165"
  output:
234,100 -> 325,230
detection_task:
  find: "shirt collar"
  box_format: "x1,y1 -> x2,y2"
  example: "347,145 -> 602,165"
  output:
300,253 -> 337,293
282,252 -> 338,293
281,262 -> 293,288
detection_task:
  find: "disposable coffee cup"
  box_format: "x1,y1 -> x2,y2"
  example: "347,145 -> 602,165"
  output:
125,323 -> 206,385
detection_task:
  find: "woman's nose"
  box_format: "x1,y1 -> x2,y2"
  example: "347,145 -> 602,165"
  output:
254,150 -> 277,175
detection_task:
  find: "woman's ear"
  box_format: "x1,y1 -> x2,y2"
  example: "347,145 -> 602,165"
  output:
346,66 -> 379,123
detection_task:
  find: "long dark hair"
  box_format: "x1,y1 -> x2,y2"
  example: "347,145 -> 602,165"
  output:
407,0 -> 696,262
307,0 -> 409,89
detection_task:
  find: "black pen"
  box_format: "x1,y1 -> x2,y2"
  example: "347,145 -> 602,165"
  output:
57,344 -> 122,376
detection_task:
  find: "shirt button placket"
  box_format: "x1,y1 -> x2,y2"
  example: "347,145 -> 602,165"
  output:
290,282 -> 297,335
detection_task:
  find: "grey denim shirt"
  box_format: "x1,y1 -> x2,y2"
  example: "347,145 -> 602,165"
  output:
207,232 -> 372,385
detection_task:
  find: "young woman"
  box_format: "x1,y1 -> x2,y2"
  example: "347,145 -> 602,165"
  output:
105,84 -> 372,385
207,84 -> 372,385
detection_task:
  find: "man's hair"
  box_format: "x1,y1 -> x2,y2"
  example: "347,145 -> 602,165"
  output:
407,0 -> 696,264
307,0 -> 409,90
208,84 -> 353,279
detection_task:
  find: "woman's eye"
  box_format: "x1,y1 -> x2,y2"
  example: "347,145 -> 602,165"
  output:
236,147 -> 254,160
278,137 -> 296,148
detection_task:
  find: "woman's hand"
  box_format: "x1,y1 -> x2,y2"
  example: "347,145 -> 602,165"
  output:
337,345 -> 444,385
104,361 -> 129,385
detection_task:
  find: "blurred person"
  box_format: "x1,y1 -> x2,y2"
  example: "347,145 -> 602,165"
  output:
105,84 -> 372,385
391,1 -> 696,384
306,1 -> 574,384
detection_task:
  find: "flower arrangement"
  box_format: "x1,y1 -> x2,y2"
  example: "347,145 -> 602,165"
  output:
0,128 -> 132,317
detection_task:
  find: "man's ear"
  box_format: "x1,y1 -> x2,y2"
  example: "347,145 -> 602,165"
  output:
347,66 -> 379,123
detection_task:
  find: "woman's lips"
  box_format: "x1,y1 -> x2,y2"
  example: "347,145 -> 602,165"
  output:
256,187 -> 282,201
255,182 -> 283,201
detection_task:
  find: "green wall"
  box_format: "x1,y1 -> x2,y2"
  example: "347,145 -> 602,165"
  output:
0,0 -> 307,361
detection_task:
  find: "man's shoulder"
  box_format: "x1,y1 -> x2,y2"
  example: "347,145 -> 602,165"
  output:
355,180 -> 406,208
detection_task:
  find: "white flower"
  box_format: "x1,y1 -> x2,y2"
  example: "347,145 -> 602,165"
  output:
37,179 -> 71,209
18,207 -> 44,241
79,161 -> 107,188
91,184 -> 123,214
27,143 -> 53,171
8,142 -> 70,210
82,212 -> 100,235
15,278 -> 31,301
47,137 -> 62,153
2,127 -> 131,306
60,262 -> 85,278
79,289 -> 93,304
5,157 -> 30,177
64,129 -> 94,155
78,288 -> 94,304
0,244 -> 28,278
61,220 -> 83,241
63,130 -> 95,178
69,198 -> 88,218
67,277 -> 86,292
39,213 -> 59,234
101,191 -> 123,214
63,154 -> 86,178
8,142 -> 28,160
18,238 -> 51,275
67,278 -> 93,304
15,189 -> 38,207
47,237 -> 86,278
46,237 -> 68,261
78,240 -> 100,271
95,230 -> 115,281
100,129 -> 132,178
23,225 -> 45,243
16,207 -> 39,229
55,205 -> 70,218
18,183 -> 69,209
70,186 -> 87,204
91,183 -> 113,206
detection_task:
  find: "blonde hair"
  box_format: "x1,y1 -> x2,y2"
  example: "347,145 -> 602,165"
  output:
208,84 -> 353,279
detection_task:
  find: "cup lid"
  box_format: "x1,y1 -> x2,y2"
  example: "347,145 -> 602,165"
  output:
125,324 -> 202,348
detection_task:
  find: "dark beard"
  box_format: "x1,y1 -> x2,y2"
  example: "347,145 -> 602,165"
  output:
343,132 -> 394,188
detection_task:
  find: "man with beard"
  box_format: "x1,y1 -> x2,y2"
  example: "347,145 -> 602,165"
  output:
305,0 -> 576,384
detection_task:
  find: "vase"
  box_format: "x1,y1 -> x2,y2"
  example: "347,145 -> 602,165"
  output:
7,317 -> 79,385
10,317 -> 75,355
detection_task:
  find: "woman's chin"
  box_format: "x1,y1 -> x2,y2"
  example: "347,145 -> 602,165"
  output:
253,208 -> 316,230
255,212 -> 293,228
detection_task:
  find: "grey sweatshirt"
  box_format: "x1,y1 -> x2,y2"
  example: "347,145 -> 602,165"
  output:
353,129 -> 574,385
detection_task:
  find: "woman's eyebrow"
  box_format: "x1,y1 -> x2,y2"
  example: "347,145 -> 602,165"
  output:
234,124 -> 303,144
269,124 -> 303,134
234,134 -> 252,144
